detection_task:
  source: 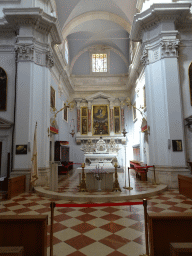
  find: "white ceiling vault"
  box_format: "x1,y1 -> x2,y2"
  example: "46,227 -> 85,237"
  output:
55,0 -> 137,93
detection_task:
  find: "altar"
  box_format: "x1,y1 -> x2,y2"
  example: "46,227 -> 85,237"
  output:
82,136 -> 120,168
78,137 -> 123,191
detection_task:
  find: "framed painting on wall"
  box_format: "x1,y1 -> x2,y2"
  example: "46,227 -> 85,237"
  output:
114,106 -> 121,134
50,86 -> 56,109
81,107 -> 88,135
63,103 -> 68,122
92,105 -> 109,135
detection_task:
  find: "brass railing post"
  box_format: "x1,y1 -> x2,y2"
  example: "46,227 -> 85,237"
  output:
112,163 -> 121,192
79,163 -> 88,192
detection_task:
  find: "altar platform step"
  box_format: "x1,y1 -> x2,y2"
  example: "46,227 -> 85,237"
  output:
35,169 -> 168,202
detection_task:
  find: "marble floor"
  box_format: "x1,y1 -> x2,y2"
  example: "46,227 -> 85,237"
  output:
1,170 -> 192,256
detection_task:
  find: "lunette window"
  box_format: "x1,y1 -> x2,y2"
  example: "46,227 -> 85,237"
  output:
92,54 -> 107,72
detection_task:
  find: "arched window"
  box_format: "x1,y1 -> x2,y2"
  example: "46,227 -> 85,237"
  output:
65,39 -> 69,64
189,62 -> 192,106
0,68 -> 7,111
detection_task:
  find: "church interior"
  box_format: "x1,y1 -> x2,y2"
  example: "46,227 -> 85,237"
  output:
1,0 -> 192,255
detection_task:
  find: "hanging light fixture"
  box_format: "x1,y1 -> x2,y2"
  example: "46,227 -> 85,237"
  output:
70,119 -> 75,137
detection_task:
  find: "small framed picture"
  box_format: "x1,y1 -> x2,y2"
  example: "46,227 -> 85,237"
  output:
63,103 -> 68,122
50,86 -> 56,109
16,145 -> 27,155
172,140 -> 183,152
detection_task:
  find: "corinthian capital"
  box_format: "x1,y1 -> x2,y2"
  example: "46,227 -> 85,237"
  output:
161,39 -> 180,58
15,44 -> 34,61
141,47 -> 149,65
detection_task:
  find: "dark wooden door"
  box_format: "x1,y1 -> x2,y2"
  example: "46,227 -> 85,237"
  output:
0,142 -> 2,175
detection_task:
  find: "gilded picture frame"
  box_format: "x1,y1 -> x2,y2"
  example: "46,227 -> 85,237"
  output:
92,105 -> 109,135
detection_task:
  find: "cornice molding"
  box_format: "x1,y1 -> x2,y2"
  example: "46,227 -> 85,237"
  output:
3,8 -> 62,44
131,2 -> 191,42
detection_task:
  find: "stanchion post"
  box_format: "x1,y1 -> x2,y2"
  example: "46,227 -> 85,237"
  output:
79,163 -> 88,192
123,167 -> 133,190
112,163 -> 121,192
50,202 -> 55,256
142,199 -> 149,256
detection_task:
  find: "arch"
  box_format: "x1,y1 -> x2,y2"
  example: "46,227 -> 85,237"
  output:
62,11 -> 132,40
0,67 -> 7,111
70,44 -> 129,74
189,62 -> 192,106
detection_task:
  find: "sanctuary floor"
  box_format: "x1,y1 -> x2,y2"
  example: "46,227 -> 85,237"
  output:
1,171 -> 192,256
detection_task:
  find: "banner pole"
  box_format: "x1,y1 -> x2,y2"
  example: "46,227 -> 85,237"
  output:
50,202 -> 55,256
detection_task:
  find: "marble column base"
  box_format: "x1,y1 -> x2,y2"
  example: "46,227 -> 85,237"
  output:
49,162 -> 59,192
36,167 -> 50,187
147,165 -> 190,188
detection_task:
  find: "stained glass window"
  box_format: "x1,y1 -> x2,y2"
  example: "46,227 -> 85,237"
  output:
92,54 -> 107,72
65,39 -> 69,64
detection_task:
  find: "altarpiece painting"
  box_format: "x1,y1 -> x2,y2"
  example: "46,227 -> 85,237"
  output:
92,105 -> 109,135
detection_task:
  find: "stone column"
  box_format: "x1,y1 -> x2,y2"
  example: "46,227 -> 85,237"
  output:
88,101 -> 92,136
12,22 -> 53,187
131,3 -> 191,187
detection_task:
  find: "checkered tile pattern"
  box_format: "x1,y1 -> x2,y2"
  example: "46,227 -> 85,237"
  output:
1,170 -> 192,256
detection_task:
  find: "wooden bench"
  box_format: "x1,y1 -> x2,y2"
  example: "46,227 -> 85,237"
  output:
148,212 -> 192,256
0,246 -> 24,256
178,174 -> 192,200
130,161 -> 148,181
58,161 -> 73,175
7,175 -> 26,199
0,215 -> 48,256
170,243 -> 192,256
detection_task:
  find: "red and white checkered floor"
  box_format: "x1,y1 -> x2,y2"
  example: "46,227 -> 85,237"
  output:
1,171 -> 192,256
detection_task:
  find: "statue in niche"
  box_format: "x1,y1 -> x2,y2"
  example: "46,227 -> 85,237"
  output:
0,68 -> 7,111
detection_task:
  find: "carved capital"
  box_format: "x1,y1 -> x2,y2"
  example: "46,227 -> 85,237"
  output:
15,44 -> 34,61
141,48 -> 149,65
46,51 -> 54,68
160,39 -> 180,58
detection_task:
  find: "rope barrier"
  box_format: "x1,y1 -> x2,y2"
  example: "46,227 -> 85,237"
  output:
49,199 -> 149,256
55,201 -> 143,208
